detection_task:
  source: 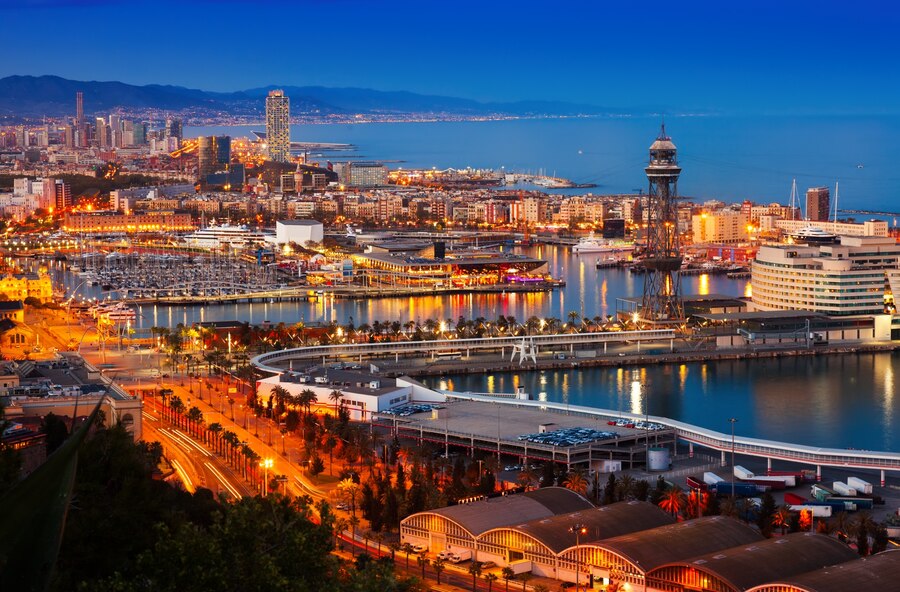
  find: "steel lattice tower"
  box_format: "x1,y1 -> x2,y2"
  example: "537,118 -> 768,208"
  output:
640,124 -> 684,323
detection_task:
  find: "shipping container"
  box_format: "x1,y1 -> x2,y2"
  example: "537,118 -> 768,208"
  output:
810,484 -> 837,503
847,477 -> 873,495
791,504 -> 833,518
712,482 -> 762,497
784,492 -> 808,505
686,476 -> 707,491
704,472 -> 724,486
832,482 -> 857,497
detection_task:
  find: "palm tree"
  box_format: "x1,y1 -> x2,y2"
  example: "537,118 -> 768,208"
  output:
207,422 -> 223,452
772,505 -> 792,535
348,515 -> 360,556
187,406 -> 204,424
401,542 -> 414,569
719,495 -> 739,519
484,572 -> 498,592
615,474 -> 635,501
337,478 -> 361,515
563,470 -> 589,495
518,572 -> 532,592
323,432 -> 339,476
469,561 -> 483,591
270,384 -> 289,416
221,430 -> 239,465
517,467 -> 539,490
298,388 -> 317,420
658,486 -> 687,518
329,389 -> 344,416
501,567 -> 515,592
333,517 -> 348,550
416,554 -> 430,578
433,557 -> 446,585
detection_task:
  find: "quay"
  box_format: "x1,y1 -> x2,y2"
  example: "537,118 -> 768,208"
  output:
124,280 -> 564,306
436,393 -> 900,485
252,338 -> 900,485
251,329 -> 678,366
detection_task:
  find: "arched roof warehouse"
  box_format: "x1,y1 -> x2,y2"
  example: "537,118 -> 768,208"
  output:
488,500 -> 675,555
568,516 -> 764,573
427,487 -> 594,537
745,549 -> 900,592
400,487 -> 594,549
647,532 -> 859,592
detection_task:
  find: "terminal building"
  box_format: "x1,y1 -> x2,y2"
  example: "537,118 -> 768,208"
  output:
351,245 -> 550,288
750,236 -> 900,317
400,492 -> 882,591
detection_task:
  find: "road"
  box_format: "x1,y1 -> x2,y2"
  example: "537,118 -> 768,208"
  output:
141,403 -> 250,499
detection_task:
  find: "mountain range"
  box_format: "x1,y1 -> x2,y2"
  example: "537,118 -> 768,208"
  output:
0,75 -> 614,122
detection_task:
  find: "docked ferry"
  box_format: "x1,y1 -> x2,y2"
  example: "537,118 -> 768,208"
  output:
181,224 -> 276,249
572,232 -> 634,255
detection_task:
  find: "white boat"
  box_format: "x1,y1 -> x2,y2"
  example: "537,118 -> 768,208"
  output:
790,225 -> 838,244
572,232 -> 633,255
181,224 -> 276,249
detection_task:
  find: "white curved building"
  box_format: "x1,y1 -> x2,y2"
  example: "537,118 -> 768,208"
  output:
751,236 -> 900,316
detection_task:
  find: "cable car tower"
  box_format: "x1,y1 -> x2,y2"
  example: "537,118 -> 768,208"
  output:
640,124 -> 684,324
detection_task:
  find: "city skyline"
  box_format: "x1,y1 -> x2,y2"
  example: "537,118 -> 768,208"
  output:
2,0 -> 899,116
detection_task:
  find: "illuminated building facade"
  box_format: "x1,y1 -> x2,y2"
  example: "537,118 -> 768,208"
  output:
751,236 -> 900,316
62,211 -> 195,234
265,90 -> 290,163
0,273 -> 53,303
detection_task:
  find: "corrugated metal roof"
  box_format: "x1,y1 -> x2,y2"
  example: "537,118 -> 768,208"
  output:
746,549 -> 900,592
589,515 -> 763,572
651,532 -> 859,591
427,487 -> 593,536
509,501 -> 676,554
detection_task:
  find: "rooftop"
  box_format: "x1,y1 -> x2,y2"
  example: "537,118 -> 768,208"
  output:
592,515 -> 763,572
652,532 -> 859,591
427,487 -> 594,536
504,500 -> 675,554
746,549 -> 900,592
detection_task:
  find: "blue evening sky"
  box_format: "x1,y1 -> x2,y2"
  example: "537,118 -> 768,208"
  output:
2,0 -> 899,114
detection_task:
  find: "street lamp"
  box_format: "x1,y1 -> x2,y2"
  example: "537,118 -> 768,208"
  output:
260,458 -> 273,496
728,417 -> 738,500
569,523 -> 587,591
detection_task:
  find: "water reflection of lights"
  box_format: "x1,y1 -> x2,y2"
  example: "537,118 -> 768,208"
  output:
698,274 -> 710,296
744,282 -> 753,298
630,379 -> 643,415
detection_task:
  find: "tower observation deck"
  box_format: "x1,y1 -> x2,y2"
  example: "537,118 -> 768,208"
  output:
640,125 -> 684,324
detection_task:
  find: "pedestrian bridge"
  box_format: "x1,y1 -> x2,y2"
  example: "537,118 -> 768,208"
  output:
251,329 -> 677,371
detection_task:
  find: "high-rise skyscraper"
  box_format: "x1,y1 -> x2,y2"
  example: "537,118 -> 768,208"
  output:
197,136 -> 232,182
806,187 -> 830,222
96,117 -> 108,148
265,90 -> 290,163
75,91 -> 84,126
165,118 -> 183,145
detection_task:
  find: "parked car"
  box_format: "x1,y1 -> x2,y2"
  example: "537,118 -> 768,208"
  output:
412,544 -> 427,553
